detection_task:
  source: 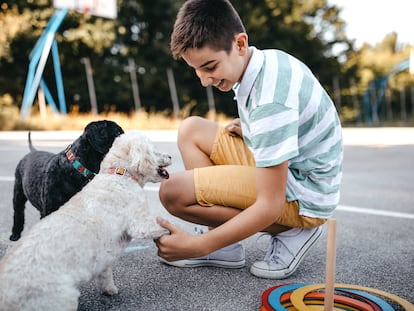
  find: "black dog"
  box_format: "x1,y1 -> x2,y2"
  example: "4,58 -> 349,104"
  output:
10,120 -> 124,241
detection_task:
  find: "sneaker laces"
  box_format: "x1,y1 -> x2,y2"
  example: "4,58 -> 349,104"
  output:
255,233 -> 293,266
193,226 -> 206,235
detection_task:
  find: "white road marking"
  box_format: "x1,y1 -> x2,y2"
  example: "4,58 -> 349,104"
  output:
0,176 -> 14,182
142,185 -> 414,220
2,177 -> 413,220
336,204 -> 414,219
1,128 -> 414,145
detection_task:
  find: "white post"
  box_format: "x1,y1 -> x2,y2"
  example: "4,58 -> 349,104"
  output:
166,67 -> 180,119
128,58 -> 142,113
37,86 -> 47,119
81,57 -> 98,115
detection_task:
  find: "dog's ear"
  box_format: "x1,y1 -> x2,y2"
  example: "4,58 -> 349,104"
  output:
85,120 -> 123,154
127,134 -> 154,180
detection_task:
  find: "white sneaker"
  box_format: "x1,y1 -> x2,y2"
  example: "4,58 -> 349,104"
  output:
250,226 -> 323,279
160,242 -> 246,268
159,226 -> 245,269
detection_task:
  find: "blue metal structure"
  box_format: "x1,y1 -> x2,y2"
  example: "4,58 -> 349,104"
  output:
20,8 -> 68,120
362,57 -> 410,124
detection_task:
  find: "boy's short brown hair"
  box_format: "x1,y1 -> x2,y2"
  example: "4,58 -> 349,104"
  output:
170,0 -> 246,59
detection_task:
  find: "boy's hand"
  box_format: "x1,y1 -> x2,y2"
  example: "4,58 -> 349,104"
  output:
225,118 -> 242,137
154,217 -> 204,261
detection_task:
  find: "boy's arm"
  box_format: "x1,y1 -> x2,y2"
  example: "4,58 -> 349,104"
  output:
156,161 -> 288,261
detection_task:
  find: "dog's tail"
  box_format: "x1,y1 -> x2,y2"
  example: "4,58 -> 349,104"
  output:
28,132 -> 36,151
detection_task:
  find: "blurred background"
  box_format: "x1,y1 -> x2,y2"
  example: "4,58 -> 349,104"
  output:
0,0 -> 413,130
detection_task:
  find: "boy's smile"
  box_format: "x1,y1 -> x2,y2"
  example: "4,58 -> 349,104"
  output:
181,34 -> 251,92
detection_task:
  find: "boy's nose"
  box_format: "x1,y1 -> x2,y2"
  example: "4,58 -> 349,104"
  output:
196,70 -> 212,87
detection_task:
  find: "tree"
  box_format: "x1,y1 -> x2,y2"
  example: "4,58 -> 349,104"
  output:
346,33 -> 414,124
1,0 -> 355,119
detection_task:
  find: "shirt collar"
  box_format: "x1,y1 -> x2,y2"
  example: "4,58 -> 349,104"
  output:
233,46 -> 264,106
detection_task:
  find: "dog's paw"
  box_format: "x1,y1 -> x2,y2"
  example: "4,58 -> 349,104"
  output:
148,227 -> 170,239
131,221 -> 170,239
102,284 -> 119,296
97,267 -> 119,296
9,233 -> 21,241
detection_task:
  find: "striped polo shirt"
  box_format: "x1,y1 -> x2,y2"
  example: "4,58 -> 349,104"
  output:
234,47 -> 343,218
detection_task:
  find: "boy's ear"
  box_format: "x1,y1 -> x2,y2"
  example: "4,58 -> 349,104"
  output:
235,33 -> 249,54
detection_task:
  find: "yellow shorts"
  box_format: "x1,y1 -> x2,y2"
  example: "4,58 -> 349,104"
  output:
193,127 -> 326,229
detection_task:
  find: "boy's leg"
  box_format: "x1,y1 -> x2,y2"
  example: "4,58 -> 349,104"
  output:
160,117 -> 287,231
160,115 -> 254,227
176,116 -> 220,169
158,165 -> 253,268
160,165 -> 255,229
158,117 -> 254,268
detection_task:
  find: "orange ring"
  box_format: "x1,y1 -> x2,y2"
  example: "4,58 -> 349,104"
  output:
282,299 -> 362,311
290,283 -> 414,311
280,292 -> 375,311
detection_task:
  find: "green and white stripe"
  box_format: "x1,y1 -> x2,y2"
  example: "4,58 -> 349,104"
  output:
235,47 -> 343,218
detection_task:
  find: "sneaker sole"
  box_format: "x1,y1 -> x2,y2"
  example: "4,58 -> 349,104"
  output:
160,257 -> 246,269
250,226 -> 323,279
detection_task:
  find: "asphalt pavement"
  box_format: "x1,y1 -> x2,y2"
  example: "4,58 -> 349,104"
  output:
0,127 -> 413,310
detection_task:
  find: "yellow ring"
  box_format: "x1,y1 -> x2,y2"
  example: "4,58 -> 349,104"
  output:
290,283 -> 414,311
282,300 -> 361,311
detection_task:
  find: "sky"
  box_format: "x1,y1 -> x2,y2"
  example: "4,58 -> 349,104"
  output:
329,0 -> 413,47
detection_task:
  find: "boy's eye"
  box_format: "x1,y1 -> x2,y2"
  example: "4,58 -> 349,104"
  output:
205,64 -> 217,72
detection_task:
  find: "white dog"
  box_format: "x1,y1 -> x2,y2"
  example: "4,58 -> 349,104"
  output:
0,130 -> 172,311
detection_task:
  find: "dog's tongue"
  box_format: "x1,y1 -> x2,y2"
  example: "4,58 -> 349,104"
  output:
158,167 -> 170,179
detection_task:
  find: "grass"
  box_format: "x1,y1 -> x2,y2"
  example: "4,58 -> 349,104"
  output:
0,106 -> 231,131
1,104 -> 412,131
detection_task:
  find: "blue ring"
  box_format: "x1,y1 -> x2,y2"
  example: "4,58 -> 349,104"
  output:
337,288 -> 394,311
268,283 -> 306,310
266,283 -> 396,311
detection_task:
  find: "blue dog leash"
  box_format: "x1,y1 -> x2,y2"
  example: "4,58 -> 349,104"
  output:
65,145 -> 96,180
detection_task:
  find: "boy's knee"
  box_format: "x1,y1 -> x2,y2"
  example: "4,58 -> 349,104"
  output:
177,116 -> 203,142
159,179 -> 172,206
159,179 -> 183,216
179,116 -> 204,131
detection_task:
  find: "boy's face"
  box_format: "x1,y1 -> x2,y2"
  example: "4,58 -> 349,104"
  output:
181,35 -> 250,92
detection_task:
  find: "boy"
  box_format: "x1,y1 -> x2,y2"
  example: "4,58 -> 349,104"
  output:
154,0 -> 343,279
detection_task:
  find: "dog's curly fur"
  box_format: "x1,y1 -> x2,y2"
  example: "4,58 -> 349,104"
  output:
10,120 -> 124,241
0,130 -> 172,311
